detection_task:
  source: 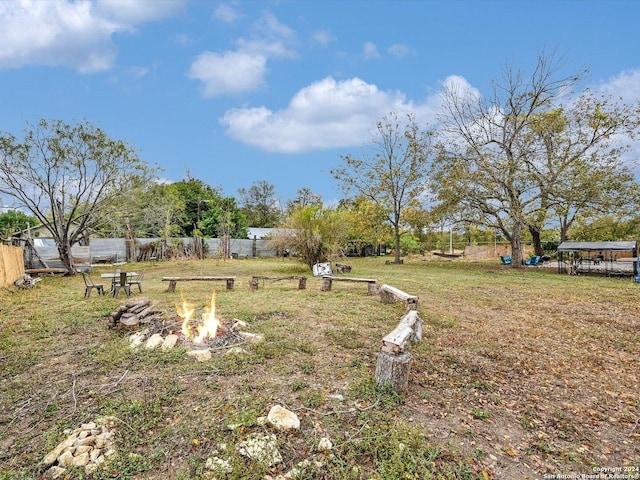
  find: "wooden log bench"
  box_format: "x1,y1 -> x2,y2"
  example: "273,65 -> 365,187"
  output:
162,276 -> 235,292
379,284 -> 419,310
250,275 -> 307,291
375,310 -> 423,393
321,276 -> 378,295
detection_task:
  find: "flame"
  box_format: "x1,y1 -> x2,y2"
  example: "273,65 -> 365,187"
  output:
176,290 -> 220,343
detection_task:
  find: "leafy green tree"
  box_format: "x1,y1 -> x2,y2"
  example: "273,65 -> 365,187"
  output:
0,209 -> 37,241
338,196 -> 392,254
238,180 -> 281,227
169,178 -> 222,236
0,119 -> 153,274
332,112 -> 434,264
199,197 -> 248,239
271,205 -> 350,270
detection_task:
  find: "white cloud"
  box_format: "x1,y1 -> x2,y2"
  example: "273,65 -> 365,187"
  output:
312,29 -> 336,47
188,51 -> 267,97
213,4 -> 239,23
189,11 -> 297,96
234,11 -> 297,59
220,76 -> 441,153
439,74 -> 482,103
0,0 -> 185,72
596,69 -> 640,104
388,43 -> 412,58
95,0 -> 186,23
362,42 -> 380,60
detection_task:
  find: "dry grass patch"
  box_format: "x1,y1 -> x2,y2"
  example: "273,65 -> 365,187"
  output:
0,257 -> 638,479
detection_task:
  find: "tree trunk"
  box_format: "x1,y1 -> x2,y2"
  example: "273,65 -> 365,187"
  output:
58,239 -> 76,275
510,223 -> 524,267
125,217 -> 137,262
394,226 -> 401,264
529,225 -> 544,256
375,351 -> 412,393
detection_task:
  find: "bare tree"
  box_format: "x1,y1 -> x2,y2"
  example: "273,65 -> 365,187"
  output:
332,112 -> 434,264
433,51 -> 586,266
0,119 -> 153,274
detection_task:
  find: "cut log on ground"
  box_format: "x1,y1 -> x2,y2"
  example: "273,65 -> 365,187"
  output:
334,263 -> 352,273
379,284 -> 419,310
24,268 -> 68,275
375,310 -> 423,392
381,310 -> 423,354
375,351 -> 412,393
13,274 -> 42,288
108,297 -> 165,330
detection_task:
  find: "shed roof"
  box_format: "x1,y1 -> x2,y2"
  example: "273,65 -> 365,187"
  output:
557,240 -> 637,252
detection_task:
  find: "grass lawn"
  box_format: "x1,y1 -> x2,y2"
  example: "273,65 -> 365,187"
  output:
0,256 -> 638,479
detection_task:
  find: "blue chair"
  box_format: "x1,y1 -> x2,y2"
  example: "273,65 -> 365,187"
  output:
500,255 -> 512,265
524,255 -> 541,266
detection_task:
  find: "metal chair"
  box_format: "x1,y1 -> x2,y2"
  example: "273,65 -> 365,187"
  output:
127,269 -> 145,293
112,271 -> 131,297
82,272 -> 105,298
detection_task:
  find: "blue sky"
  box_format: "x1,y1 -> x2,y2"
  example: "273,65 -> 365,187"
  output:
1,0 -> 639,207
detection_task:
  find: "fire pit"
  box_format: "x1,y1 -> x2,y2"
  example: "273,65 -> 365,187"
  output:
111,291 -> 260,356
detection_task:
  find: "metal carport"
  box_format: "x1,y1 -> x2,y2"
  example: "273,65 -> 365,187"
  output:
557,240 -> 638,277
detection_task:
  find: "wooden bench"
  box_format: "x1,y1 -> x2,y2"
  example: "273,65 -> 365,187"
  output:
162,276 -> 235,292
321,276 -> 378,295
250,275 -> 307,290
379,284 -> 419,310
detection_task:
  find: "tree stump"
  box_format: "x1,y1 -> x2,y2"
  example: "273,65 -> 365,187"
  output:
250,278 -> 259,291
375,351 -> 412,393
298,277 -> 307,289
320,277 -> 332,291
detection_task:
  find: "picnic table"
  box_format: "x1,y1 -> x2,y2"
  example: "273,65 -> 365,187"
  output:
101,272 -> 137,297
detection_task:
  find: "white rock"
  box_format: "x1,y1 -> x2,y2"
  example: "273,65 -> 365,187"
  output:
236,434 -> 282,466
225,346 -> 249,356
187,349 -> 212,361
238,331 -> 264,344
267,405 -> 300,431
145,333 -> 165,349
72,452 -> 90,467
129,331 -> 146,349
76,435 -> 95,447
44,444 -> 66,467
57,450 -> 74,467
44,466 -> 67,479
317,437 -> 333,452
205,456 -> 233,473
161,334 -> 179,350
256,416 -> 268,426
90,448 -> 102,461
74,445 -> 92,456
232,319 -> 249,330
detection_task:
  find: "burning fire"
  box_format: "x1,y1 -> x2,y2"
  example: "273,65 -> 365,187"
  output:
176,290 -> 221,343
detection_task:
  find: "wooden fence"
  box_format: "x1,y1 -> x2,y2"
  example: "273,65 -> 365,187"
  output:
0,244 -> 25,288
